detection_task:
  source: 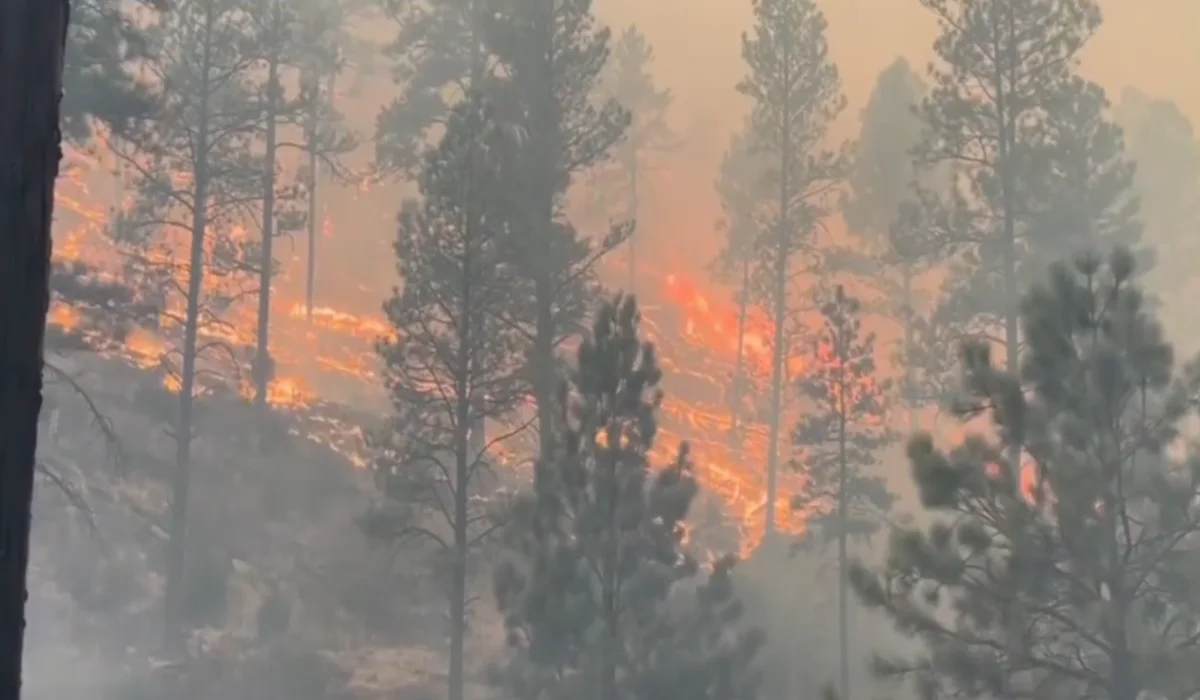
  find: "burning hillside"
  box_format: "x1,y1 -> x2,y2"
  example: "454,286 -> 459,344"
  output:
51,131 -> 824,554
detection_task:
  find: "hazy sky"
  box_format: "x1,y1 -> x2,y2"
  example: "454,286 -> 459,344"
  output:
592,0 -> 1200,276
318,0 -> 1200,311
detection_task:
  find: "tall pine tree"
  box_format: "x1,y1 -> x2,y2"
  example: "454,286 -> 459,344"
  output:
482,0 -> 630,459
590,25 -> 675,293
365,94 -> 526,700
914,0 -> 1137,383
738,0 -> 848,535
792,285 -> 894,700
842,58 -> 945,431
711,124 -> 770,449
107,0 -> 271,651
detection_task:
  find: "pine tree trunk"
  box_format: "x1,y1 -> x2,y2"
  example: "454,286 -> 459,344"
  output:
0,1 -> 70,694
835,298 -> 850,700
901,265 -> 917,434
730,258 -> 749,449
601,424 -> 620,700
995,24 -> 1020,477
765,140 -> 790,537
627,143 -> 638,296
305,126 -> 318,322
164,0 -> 216,653
254,18 -> 280,409
449,421 -> 468,700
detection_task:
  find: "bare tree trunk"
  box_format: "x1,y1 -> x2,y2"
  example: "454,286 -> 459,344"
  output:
449,401 -> 469,700
254,7 -> 280,408
730,258 -> 749,449
627,143 -> 638,295
164,0 -> 216,654
834,287 -> 850,700
0,1 -> 70,694
765,108 -> 790,536
305,128 -> 318,322
901,265 -> 917,434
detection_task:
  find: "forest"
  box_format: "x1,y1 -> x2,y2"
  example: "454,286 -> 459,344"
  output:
3,0 -> 1200,699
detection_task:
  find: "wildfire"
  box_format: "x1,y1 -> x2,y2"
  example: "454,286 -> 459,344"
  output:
51,129 -> 905,556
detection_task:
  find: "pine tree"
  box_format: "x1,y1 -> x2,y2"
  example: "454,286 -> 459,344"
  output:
592,25 -> 675,293
738,0 -> 849,535
914,0 -> 1135,381
295,0 -> 359,321
248,0 -> 357,405
710,125 -> 770,449
792,285 -> 895,700
842,58 -> 945,430
364,94 -> 526,700
494,295 -> 763,700
62,0 -> 160,143
374,0 -> 492,178
0,2 -> 72,695
106,0 -> 272,651
481,0 -> 630,459
853,247 -> 1200,700
1114,87 -> 1200,318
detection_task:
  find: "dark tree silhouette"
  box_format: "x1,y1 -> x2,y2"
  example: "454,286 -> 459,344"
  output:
0,1 -> 71,697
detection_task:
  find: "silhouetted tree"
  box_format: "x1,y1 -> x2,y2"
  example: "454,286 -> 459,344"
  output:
107,0 -> 272,651
842,58 -> 945,430
854,248 -> 1200,700
374,0 -> 490,179
482,0 -> 630,459
738,0 -> 849,535
295,0 -> 359,321
589,25 -> 675,293
914,0 -> 1137,383
711,124 -> 770,448
494,296 -> 764,700
792,285 -> 895,699
62,0 -> 160,143
364,94 -> 527,700
1115,87 -> 1200,316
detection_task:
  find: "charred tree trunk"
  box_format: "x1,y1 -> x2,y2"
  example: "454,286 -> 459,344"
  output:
254,5 -> 281,408
0,1 -> 70,694
163,0 -> 216,654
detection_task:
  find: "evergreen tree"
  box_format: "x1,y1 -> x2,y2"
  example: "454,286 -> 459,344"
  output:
792,285 -> 895,700
853,247 -> 1200,700
373,0 -> 491,179
1114,87 -> 1200,317
591,25 -> 675,293
295,0 -> 360,321
738,0 -> 849,535
710,124 -> 770,449
913,0 -> 1137,380
481,0 -> 630,459
842,58 -> 945,430
0,2 -> 73,694
106,0 -> 271,651
248,0 -> 358,404
364,94 -> 526,700
62,0 -> 161,143
494,296 -> 763,700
